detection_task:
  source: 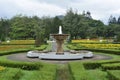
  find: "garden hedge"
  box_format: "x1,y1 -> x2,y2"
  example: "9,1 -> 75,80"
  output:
107,70 -> 120,80
101,63 -> 120,70
0,45 -> 47,56
0,61 -> 42,70
83,60 -> 120,69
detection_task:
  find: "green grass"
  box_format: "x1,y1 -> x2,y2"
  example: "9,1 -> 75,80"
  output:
0,68 -> 23,80
107,70 -> 120,80
0,64 -> 56,80
101,63 -> 120,70
69,62 -> 108,80
0,40 -> 120,80
20,64 -> 56,80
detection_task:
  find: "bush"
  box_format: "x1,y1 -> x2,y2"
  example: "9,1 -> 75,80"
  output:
68,43 -> 120,55
83,60 -> 120,69
101,63 -> 120,70
0,49 -> 31,56
69,62 -> 108,80
74,48 -> 120,55
0,45 -> 47,56
0,61 -> 41,70
34,45 -> 47,51
83,62 -> 101,69
107,70 -> 120,80
20,64 -> 57,80
2,40 -> 35,45
0,68 -> 23,80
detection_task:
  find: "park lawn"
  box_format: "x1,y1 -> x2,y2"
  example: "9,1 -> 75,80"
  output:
0,64 -> 56,80
0,40 -> 120,80
69,62 -> 106,80
0,55 -> 56,80
69,51 -> 120,80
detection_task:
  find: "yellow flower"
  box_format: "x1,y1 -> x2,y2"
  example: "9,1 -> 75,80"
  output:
0,66 -> 5,71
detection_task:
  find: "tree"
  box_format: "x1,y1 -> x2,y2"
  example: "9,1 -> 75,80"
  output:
51,16 -> 62,34
108,15 -> 117,24
10,15 -> 35,39
31,16 -> 45,47
63,8 -> 75,40
117,16 -> 120,24
0,18 -> 10,41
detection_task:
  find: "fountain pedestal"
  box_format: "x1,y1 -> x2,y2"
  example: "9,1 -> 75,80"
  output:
51,34 -> 69,54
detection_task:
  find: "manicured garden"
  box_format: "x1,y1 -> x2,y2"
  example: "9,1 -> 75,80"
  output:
0,39 -> 120,80
67,39 -> 120,80
0,40 -> 57,80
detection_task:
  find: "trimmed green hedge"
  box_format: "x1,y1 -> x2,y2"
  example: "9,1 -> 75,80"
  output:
83,60 -> 120,69
67,44 -> 120,55
69,62 -> 108,80
0,68 -> 23,80
0,49 -> 31,56
0,61 -> 41,70
101,63 -> 120,70
74,48 -> 120,55
107,70 -> 120,80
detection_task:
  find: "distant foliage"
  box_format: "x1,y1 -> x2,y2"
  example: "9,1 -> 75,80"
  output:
0,9 -> 120,42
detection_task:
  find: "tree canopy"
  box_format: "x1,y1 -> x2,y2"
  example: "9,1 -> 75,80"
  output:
0,9 -> 120,44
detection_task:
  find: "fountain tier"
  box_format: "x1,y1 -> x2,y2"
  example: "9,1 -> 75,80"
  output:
51,34 -> 69,54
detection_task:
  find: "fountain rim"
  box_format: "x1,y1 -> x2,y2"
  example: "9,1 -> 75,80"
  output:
50,34 -> 69,36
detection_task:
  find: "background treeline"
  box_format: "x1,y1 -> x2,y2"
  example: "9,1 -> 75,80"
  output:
0,9 -> 120,42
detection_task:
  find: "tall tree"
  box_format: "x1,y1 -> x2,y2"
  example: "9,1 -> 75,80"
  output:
108,15 -> 117,24
10,15 -> 35,39
117,16 -> 120,24
0,18 -> 10,41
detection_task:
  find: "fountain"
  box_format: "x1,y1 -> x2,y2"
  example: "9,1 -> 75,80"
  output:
50,26 -> 69,54
27,26 -> 93,60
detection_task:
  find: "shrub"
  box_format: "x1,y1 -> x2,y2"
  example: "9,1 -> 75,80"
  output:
0,45 -> 47,56
83,60 -> 120,69
0,66 -> 5,71
20,64 -> 57,80
107,70 -> 120,80
0,61 -> 41,70
34,45 -> 47,50
69,62 -> 108,80
83,62 -> 101,69
2,40 -> 35,45
0,68 -> 23,80
0,49 -> 31,56
74,48 -> 120,55
101,63 -> 120,70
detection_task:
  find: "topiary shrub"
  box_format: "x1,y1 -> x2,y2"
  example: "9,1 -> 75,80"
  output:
0,61 -> 42,70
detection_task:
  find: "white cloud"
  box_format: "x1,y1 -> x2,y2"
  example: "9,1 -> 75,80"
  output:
0,0 -> 66,18
0,0 -> 120,24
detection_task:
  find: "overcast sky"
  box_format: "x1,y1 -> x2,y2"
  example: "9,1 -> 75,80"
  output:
0,0 -> 120,24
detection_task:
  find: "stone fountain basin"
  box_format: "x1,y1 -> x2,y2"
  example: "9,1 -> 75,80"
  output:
27,51 -> 93,60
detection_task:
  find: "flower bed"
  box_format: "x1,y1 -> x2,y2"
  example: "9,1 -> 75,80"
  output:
2,40 -> 35,45
0,66 -> 5,71
107,70 -> 120,80
72,39 -> 107,43
0,45 -> 33,52
79,44 -> 120,50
